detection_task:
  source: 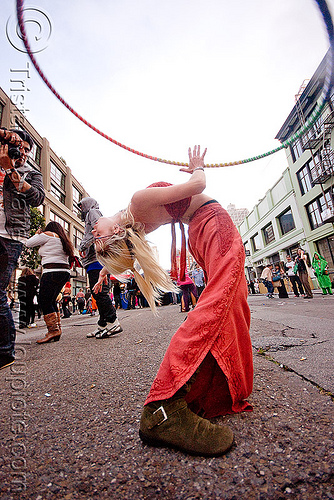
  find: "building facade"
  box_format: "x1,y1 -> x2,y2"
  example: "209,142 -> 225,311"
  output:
226,203 -> 249,226
239,51 -> 334,287
275,51 -> 334,273
0,87 -> 89,294
239,169 -> 310,282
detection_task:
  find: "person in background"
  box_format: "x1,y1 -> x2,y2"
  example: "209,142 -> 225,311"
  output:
85,288 -> 91,305
254,280 -> 260,294
25,221 -> 74,343
92,145 -> 253,457
62,281 -> 72,318
7,287 -> 15,310
177,269 -> 198,312
17,267 -> 39,328
34,289 -> 42,319
76,288 -> 85,314
312,252 -> 333,295
249,280 -> 256,294
86,295 -> 93,315
71,295 -> 76,313
91,295 -> 98,315
260,264 -> 274,298
295,248 -> 313,299
191,263 -> 205,297
112,281 -> 122,310
284,254 -> 304,297
78,197 -> 122,338
127,275 -> 139,309
272,263 -> 289,299
0,128 -> 45,370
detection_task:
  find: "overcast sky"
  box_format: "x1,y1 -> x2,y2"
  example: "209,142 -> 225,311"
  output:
1,0 -> 333,267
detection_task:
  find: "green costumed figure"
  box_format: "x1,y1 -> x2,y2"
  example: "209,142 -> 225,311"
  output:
312,252 -> 333,295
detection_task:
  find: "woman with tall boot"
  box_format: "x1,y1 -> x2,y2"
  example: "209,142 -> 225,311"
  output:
92,146 -> 253,457
25,222 -> 74,343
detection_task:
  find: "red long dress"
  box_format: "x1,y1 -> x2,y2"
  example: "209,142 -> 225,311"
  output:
145,191 -> 253,418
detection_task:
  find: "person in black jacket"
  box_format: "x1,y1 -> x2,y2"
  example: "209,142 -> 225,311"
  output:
78,197 -> 122,338
112,281 -> 122,310
0,128 -> 45,370
295,248 -> 313,299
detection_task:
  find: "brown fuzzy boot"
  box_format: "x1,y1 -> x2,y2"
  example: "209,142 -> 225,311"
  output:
36,312 -> 61,344
56,311 -> 62,335
139,384 -> 234,456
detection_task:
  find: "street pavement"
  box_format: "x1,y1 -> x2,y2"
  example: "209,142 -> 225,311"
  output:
0,293 -> 333,499
248,291 -> 334,395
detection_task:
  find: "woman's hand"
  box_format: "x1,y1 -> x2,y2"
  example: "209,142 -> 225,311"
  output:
92,269 -> 108,294
180,145 -> 207,174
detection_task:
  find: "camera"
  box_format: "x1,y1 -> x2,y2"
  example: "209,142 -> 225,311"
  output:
0,128 -> 22,160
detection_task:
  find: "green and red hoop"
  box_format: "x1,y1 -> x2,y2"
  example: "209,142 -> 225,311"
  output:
16,0 -> 334,168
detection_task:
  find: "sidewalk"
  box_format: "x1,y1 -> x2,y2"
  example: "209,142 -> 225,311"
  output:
0,302 -> 333,499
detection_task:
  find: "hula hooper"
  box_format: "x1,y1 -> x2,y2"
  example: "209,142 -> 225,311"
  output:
16,0 -> 334,168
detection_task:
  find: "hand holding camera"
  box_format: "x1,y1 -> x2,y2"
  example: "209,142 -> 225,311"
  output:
0,128 -> 23,163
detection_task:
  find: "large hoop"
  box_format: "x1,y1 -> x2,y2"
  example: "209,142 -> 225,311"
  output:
16,0 -> 334,168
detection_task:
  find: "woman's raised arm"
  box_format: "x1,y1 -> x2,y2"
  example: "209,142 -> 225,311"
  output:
131,145 -> 207,210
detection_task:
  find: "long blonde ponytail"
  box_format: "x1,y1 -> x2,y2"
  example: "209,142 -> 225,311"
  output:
96,209 -> 178,313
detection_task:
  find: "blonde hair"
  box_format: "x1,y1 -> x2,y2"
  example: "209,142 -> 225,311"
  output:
96,209 -> 178,313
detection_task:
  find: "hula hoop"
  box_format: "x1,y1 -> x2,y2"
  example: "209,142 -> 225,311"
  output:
16,0 -> 334,168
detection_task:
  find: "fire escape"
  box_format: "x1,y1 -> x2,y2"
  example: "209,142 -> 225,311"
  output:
296,80 -> 334,223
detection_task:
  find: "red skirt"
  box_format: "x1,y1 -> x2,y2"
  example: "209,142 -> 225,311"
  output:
145,203 -> 253,417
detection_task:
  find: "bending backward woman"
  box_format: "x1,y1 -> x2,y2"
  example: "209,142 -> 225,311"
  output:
93,146 -> 253,456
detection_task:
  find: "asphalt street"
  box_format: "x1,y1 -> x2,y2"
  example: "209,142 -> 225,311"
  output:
0,293 -> 333,499
248,292 -> 334,395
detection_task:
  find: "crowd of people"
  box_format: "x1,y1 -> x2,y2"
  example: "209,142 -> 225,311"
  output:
0,130 -> 333,457
259,247 -> 333,299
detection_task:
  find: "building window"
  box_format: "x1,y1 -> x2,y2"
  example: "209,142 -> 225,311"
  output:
14,120 -> 24,131
50,184 -> 65,204
73,227 -> 83,250
307,200 -> 322,229
0,102 -> 3,125
49,210 -> 69,232
34,144 -> 41,166
72,186 -> 83,217
306,190 -> 334,230
50,161 -> 65,190
297,163 -> 313,195
262,223 -> 275,245
278,208 -> 295,235
244,241 -> 250,256
330,91 -> 334,108
50,160 -> 66,204
269,253 -> 280,266
250,233 -> 261,253
26,142 -> 42,169
290,139 -> 303,163
316,235 -> 334,269
319,190 -> 334,213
